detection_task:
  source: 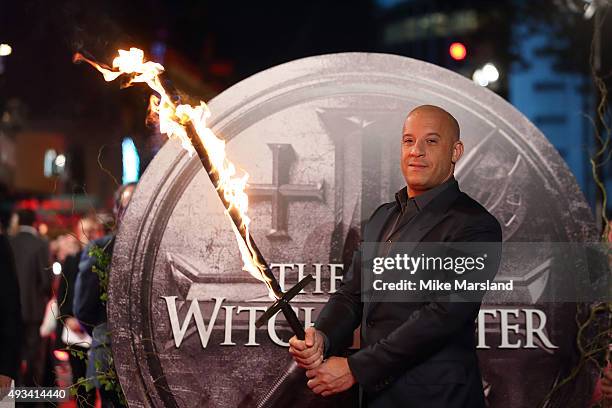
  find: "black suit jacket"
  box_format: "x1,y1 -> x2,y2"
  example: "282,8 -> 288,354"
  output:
316,181 -> 502,408
9,230 -> 51,325
74,235 -> 114,335
58,251 -> 82,318
0,233 -> 22,380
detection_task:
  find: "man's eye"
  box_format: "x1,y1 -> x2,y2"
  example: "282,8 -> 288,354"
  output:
403,139 -> 413,144
426,139 -> 437,144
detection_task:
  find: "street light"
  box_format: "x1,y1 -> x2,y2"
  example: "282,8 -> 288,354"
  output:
449,42 -> 467,61
0,44 -> 12,57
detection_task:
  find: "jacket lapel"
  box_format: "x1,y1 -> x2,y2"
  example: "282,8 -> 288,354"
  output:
362,204 -> 395,243
363,183 -> 461,317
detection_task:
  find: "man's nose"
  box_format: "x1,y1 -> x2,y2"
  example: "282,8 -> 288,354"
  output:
409,139 -> 425,157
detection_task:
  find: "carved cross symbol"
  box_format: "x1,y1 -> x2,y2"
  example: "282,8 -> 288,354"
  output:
248,143 -> 324,239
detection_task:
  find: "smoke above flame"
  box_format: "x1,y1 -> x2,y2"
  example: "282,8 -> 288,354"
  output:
74,48 -> 276,298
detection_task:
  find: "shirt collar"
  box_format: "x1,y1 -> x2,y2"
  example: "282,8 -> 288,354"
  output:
395,176 -> 457,213
18,225 -> 39,236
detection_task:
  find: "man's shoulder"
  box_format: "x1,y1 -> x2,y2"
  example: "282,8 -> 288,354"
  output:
79,235 -> 114,270
368,202 -> 395,222
93,235 -> 114,247
84,235 -> 114,251
451,192 -> 502,233
454,192 -> 496,217
10,231 -> 46,248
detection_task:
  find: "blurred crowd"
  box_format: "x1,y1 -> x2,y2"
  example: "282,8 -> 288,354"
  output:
0,181 -> 611,407
0,183 -> 136,408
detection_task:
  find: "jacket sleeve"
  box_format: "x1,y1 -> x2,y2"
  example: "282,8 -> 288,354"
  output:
347,214 -> 502,392
315,204 -> 390,355
37,239 -> 52,302
57,264 -> 70,318
315,247 -> 363,356
73,243 -> 102,335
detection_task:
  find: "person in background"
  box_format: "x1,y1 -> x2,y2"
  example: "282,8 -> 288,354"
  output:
9,209 -> 51,389
0,225 -> 22,400
52,234 -> 82,266
57,216 -> 102,408
74,183 -> 136,408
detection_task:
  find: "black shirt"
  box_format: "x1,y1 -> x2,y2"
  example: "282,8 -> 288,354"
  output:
381,176 -> 458,243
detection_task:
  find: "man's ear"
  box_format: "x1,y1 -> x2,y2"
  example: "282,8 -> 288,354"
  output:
451,140 -> 464,164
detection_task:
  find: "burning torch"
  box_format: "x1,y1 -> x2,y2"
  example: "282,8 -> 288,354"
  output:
74,48 -> 314,406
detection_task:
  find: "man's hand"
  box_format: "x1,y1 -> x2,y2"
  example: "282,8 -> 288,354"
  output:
602,364 -> 612,401
306,356 -> 356,397
0,375 -> 13,399
288,327 -> 324,369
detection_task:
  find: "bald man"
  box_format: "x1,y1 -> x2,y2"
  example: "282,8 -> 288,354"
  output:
289,105 -> 502,408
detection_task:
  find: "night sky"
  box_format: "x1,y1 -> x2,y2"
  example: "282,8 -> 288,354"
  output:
0,0 -> 377,122
1,0 -> 610,212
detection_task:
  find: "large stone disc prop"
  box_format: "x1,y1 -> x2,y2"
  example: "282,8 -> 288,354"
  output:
109,53 -> 597,408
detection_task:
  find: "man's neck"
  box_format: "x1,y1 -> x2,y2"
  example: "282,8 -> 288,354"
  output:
408,187 -> 424,198
408,175 -> 455,198
403,176 -> 456,212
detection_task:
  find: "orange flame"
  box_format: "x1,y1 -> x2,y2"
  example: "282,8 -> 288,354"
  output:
75,48 -> 276,299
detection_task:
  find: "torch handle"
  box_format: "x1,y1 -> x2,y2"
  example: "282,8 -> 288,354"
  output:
255,360 -> 305,408
281,302 -> 305,340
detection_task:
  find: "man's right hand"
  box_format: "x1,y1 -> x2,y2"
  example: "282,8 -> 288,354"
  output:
289,327 -> 325,369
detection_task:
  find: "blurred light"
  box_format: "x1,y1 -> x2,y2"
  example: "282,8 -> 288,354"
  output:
0,44 -> 12,57
472,69 -> 489,87
482,63 -> 499,82
581,0 -> 597,19
55,154 -> 66,168
44,149 -> 57,177
52,262 -> 62,276
122,137 -> 140,184
38,223 -> 48,236
151,41 -> 166,64
449,42 -> 467,61
376,0 -> 409,9
472,63 -> 500,87
53,350 -> 70,362
209,61 -> 234,77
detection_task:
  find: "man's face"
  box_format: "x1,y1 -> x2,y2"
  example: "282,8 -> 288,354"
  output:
400,109 -> 463,196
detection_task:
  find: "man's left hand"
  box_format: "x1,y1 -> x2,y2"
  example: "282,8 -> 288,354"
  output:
306,356 -> 356,397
